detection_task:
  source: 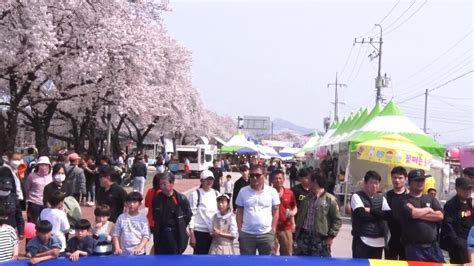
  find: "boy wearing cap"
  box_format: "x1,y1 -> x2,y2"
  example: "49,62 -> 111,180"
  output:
188,170 -> 219,254
440,177 -> 474,264
399,169 -> 444,262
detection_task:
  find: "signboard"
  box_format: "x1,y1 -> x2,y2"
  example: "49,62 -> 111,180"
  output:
241,116 -> 270,131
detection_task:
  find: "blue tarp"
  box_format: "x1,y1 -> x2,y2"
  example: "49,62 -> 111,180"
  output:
236,147 -> 259,155
0,255 -> 372,266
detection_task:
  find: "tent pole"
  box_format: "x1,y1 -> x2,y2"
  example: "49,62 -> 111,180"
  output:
343,143 -> 351,216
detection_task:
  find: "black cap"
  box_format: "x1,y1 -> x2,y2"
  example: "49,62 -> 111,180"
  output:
0,179 -> 12,191
98,165 -> 114,178
408,169 -> 431,182
463,167 -> 474,177
239,165 -> 249,172
455,177 -> 473,189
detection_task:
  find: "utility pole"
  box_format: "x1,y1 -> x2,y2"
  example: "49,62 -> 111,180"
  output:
423,89 -> 428,133
328,72 -> 346,122
354,24 -> 385,104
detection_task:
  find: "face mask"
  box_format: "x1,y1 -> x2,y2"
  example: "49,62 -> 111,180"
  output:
53,174 -> 66,183
0,190 -> 11,197
9,160 -> 20,169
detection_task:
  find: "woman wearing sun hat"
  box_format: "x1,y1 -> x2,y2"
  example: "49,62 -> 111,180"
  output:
24,156 -> 53,223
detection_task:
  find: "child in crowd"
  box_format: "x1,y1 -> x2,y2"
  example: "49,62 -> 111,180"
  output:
0,206 -> 18,262
39,190 -> 70,252
0,179 -> 24,240
112,192 -> 150,256
224,175 -> 233,200
65,219 -> 96,262
92,204 -> 115,255
208,194 -> 238,255
26,220 -> 61,265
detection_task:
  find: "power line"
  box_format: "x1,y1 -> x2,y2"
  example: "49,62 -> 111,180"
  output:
395,47 -> 474,97
382,0 -> 417,33
396,55 -> 473,96
385,0 -> 428,36
428,69 -> 474,93
400,104 -> 471,116
338,45 -> 354,79
396,30 -> 473,85
405,113 -> 473,126
430,95 -> 473,113
344,44 -> 364,82
378,0 -> 402,25
397,69 -> 474,103
430,95 -> 474,100
347,45 -> 370,85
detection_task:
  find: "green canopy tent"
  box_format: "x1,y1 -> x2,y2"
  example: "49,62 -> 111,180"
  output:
349,101 -> 445,158
220,131 -> 258,154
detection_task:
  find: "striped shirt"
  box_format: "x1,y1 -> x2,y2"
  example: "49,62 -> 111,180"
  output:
0,224 -> 17,262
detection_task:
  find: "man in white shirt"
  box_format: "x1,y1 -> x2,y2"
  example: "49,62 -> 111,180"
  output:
351,171 -> 390,259
236,165 -> 280,255
188,170 -> 219,254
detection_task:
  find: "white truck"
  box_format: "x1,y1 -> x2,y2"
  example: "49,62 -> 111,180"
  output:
175,145 -> 217,175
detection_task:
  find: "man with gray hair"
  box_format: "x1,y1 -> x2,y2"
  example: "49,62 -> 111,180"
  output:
236,165 -> 280,255
151,172 -> 192,254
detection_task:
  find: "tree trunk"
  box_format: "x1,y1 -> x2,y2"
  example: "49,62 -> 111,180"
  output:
32,118 -> 49,156
25,102 -> 58,156
87,126 -> 99,157
111,132 -> 121,157
0,112 -> 18,154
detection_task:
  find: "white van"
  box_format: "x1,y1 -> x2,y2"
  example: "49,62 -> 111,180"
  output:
175,145 -> 216,174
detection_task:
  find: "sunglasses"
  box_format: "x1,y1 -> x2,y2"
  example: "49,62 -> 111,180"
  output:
249,173 -> 263,179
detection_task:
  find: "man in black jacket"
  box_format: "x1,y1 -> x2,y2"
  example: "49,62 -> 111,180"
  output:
384,166 -> 408,260
441,177 -> 474,264
232,165 -> 249,210
351,171 -> 390,259
399,169 -> 444,262
152,172 -> 192,254
96,167 -> 127,223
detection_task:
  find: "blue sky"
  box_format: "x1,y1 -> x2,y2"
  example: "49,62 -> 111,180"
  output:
163,0 -> 473,144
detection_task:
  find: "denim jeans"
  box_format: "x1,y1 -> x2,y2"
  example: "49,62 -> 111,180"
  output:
133,176 -> 146,195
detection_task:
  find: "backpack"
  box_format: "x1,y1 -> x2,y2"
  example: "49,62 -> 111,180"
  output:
195,189 -> 219,207
63,196 -> 82,226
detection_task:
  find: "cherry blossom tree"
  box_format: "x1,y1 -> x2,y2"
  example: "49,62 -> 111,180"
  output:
1,0 -> 233,156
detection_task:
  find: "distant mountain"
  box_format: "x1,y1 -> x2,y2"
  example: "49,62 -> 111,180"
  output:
272,118 -> 316,135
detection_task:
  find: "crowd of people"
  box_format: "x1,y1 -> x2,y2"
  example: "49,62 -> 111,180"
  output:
0,150 -> 473,264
